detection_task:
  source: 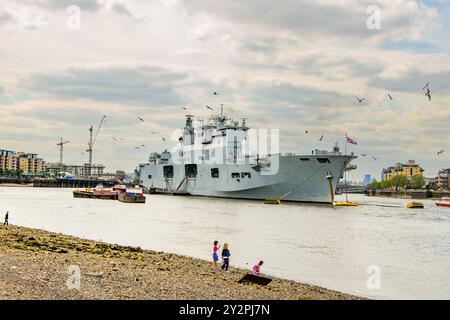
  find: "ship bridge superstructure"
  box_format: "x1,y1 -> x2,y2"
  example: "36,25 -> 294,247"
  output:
172,113 -> 251,165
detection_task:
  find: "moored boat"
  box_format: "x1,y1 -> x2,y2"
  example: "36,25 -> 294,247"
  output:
407,201 -> 424,209
118,188 -> 146,203
436,196 -> 450,207
73,189 -> 95,198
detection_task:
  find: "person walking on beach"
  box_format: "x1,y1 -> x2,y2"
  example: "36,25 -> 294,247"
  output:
211,240 -> 221,271
221,243 -> 231,271
252,260 -> 264,276
4,211 -> 9,226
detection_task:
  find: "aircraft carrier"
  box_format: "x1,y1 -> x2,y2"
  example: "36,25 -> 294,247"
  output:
138,113 -> 356,203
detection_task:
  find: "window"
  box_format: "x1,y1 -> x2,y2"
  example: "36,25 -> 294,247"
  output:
211,168 -> 219,178
185,164 -> 198,178
300,158 -> 310,161
317,158 -> 331,163
241,172 -> 251,178
231,172 -> 240,178
163,165 -> 174,178
148,175 -> 152,179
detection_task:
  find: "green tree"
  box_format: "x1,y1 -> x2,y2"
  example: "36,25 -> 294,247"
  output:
390,174 -> 408,191
411,174 -> 425,190
369,180 -> 380,189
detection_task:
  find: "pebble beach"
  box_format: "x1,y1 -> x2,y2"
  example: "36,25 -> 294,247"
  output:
0,225 -> 362,300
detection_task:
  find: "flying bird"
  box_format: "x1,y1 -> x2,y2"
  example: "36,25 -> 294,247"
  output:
437,150 -> 445,156
181,106 -> 187,110
141,144 -> 146,147
361,154 -> 367,157
137,116 -> 145,122
149,131 -> 157,135
422,81 -> 429,90
319,134 -> 324,141
205,105 -> 213,110
162,137 -> 166,142
213,91 -> 218,95
425,88 -> 431,101
355,96 -> 366,103
305,130 -> 309,134
388,94 -> 394,101
111,136 -> 119,142
372,156 -> 380,160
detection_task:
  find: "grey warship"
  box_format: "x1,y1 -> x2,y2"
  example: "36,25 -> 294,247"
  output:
138,112 -> 355,204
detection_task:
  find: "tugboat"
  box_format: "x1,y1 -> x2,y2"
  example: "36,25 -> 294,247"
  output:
118,187 -> 146,203
73,185 -> 118,200
436,196 -> 450,207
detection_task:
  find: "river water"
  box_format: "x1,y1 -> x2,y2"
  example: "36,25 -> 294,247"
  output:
0,187 -> 449,299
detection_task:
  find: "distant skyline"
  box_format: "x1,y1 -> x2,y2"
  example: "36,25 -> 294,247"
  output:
1,0 -> 450,179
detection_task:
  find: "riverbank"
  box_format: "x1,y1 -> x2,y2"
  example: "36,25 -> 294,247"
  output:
0,225 -> 362,300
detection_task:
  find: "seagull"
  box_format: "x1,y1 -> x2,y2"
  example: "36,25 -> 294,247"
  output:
319,134 -> 324,141
437,150 -> 445,156
305,130 -> 309,134
111,136 -> 119,142
361,154 -> 367,157
372,156 -> 380,160
388,94 -> 394,101
422,81 -> 429,90
213,91 -> 218,95
355,96 -> 366,103
162,137 -> 166,142
205,105 -> 213,110
181,106 -> 187,110
141,144 -> 146,147
137,116 -> 145,122
425,88 -> 431,101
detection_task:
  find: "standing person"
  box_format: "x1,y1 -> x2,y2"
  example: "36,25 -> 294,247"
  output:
221,243 -> 231,271
4,211 -> 9,225
252,260 -> 264,276
211,240 -> 221,271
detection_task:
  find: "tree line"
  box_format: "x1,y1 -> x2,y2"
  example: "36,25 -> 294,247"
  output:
369,174 -> 426,191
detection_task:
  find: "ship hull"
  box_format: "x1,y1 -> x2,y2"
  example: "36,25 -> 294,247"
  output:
139,154 -> 353,204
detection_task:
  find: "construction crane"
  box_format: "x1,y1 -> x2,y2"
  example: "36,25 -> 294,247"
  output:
86,115 -> 106,169
57,138 -> 70,164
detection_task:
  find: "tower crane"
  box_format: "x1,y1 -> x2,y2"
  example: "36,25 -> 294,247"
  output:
57,138 -> 70,164
86,115 -> 106,169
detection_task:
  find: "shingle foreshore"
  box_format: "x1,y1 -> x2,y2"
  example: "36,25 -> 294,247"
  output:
0,225 -> 363,300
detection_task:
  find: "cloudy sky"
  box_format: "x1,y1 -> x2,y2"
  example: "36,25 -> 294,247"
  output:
1,0 -> 449,180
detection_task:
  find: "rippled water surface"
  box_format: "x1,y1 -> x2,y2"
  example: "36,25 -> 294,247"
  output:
1,187 -> 449,299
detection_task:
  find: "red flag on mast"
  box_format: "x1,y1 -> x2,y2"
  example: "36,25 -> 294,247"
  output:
346,136 -> 357,145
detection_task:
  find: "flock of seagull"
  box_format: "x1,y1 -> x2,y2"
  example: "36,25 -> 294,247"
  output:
108,83 -> 442,159
305,81 -> 440,161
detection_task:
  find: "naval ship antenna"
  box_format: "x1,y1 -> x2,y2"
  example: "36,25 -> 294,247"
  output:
220,104 -> 224,118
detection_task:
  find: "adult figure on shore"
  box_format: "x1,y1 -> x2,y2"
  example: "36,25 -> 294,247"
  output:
252,260 -> 264,276
211,240 -> 221,271
221,243 -> 231,271
4,211 -> 9,225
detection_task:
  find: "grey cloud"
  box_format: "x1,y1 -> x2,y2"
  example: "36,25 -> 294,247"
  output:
0,8 -> 14,24
370,70 -> 450,93
42,0 -> 101,11
26,64 -> 188,106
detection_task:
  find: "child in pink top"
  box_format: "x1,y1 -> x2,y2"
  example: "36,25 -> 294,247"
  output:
252,260 -> 264,276
211,240 -> 221,271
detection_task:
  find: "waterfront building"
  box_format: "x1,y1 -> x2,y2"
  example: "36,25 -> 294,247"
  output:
363,174 -> 372,186
46,162 -> 105,178
436,169 -> 450,190
383,160 -> 424,181
0,149 -> 45,176
0,150 -> 18,171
